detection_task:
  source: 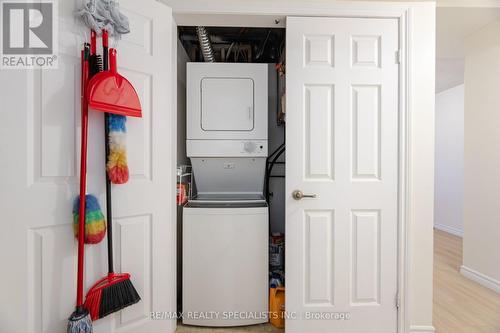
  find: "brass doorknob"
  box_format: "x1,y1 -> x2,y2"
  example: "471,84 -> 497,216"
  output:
292,190 -> 317,200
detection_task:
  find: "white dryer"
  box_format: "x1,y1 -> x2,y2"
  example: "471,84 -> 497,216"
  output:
187,62 -> 268,142
183,63 -> 269,327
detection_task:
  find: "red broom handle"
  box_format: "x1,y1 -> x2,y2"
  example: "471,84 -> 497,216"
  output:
77,47 -> 90,308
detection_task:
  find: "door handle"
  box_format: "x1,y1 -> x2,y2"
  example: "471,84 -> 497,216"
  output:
292,190 -> 317,200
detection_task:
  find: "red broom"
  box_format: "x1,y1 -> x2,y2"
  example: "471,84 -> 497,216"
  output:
84,272 -> 139,320
84,30 -> 140,321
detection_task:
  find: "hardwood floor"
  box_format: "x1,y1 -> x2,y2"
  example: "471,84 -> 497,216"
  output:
434,229 -> 500,333
177,230 -> 500,332
176,323 -> 283,333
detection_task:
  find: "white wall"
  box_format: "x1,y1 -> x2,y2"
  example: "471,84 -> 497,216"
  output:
462,18 -> 500,290
407,4 -> 436,332
434,84 -> 464,237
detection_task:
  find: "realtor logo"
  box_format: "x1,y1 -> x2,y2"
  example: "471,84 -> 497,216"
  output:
1,0 -> 58,69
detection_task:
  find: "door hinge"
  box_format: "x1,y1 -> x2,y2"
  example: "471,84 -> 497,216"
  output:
395,292 -> 401,309
396,50 -> 402,64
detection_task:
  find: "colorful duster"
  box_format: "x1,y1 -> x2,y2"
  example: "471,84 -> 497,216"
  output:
73,194 -> 106,244
107,114 -> 129,184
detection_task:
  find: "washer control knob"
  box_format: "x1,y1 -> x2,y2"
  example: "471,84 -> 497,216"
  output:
244,141 -> 256,153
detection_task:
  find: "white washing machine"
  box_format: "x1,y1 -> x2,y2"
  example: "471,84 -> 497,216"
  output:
183,204 -> 268,327
183,63 -> 269,327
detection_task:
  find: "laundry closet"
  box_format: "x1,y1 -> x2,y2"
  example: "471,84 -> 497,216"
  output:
173,10 -> 410,331
176,26 -> 286,329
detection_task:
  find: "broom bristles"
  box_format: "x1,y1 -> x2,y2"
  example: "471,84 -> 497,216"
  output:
84,273 -> 140,321
100,278 -> 140,318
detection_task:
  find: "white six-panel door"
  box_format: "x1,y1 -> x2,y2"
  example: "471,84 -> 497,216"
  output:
286,17 -> 399,333
0,1 -> 175,332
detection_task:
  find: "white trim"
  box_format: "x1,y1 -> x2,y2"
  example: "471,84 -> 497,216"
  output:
398,8 -> 411,333
410,325 -> 436,333
460,265 -> 500,294
163,0 -> 426,27
437,0 -> 500,8
174,13 -> 287,28
434,224 -> 463,237
164,0 -> 417,14
170,17 -> 179,333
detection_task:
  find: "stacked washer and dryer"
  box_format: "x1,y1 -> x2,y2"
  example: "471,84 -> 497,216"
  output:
182,63 -> 269,327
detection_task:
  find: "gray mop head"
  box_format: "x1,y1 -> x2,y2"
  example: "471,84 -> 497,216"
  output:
76,0 -> 130,38
67,308 -> 93,333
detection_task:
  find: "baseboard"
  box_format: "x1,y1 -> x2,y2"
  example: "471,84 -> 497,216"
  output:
169,318 -> 177,333
410,325 -> 435,333
434,224 -> 463,237
460,265 -> 500,294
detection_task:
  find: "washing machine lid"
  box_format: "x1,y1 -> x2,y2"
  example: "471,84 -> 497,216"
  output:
190,157 -> 266,197
187,193 -> 267,208
191,193 -> 266,203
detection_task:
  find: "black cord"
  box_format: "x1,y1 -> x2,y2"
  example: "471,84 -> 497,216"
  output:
265,142 -> 285,197
267,142 -> 285,161
265,145 -> 285,202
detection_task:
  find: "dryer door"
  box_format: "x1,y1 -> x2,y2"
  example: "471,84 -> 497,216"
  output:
187,63 -> 268,140
201,77 -> 254,131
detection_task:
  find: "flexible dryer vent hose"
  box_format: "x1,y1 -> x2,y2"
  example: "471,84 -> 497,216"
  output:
196,26 -> 215,62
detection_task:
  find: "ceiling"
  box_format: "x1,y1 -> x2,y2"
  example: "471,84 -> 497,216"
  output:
436,7 -> 500,93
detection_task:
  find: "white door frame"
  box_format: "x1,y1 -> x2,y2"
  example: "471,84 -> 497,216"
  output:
167,3 -> 417,332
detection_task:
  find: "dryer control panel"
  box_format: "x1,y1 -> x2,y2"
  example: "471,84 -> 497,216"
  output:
243,141 -> 266,154
187,140 -> 268,157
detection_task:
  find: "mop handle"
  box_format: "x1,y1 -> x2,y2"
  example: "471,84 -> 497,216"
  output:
77,45 -> 90,307
102,29 -> 115,274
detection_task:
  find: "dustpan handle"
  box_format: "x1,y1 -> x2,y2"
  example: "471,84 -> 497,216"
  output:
109,48 -> 117,74
90,30 -> 96,55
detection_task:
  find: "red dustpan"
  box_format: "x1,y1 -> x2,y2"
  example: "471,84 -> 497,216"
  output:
86,48 -> 142,117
